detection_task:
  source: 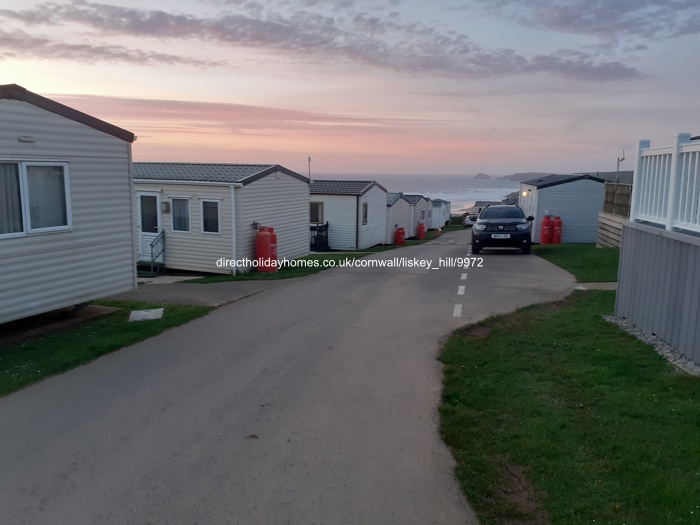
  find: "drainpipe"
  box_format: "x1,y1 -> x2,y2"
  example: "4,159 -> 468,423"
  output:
127,143 -> 138,290
355,195 -> 360,249
230,184 -> 243,274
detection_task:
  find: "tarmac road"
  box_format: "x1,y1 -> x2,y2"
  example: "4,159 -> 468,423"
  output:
0,229 -> 575,525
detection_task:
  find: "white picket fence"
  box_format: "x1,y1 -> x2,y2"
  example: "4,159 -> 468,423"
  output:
631,133 -> 700,234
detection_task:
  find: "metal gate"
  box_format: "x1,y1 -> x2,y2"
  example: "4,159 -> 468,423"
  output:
310,222 -> 329,251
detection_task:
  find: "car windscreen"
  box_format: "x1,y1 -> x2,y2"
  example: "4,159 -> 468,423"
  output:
480,208 -> 524,219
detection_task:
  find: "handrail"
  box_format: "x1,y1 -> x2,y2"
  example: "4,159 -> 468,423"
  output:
149,230 -> 165,274
632,134 -> 700,234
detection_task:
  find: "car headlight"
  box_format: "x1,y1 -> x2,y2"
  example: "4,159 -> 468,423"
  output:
474,224 -> 486,231
516,223 -> 529,230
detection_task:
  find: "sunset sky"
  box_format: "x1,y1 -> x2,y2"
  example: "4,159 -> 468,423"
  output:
3,0 -> 699,177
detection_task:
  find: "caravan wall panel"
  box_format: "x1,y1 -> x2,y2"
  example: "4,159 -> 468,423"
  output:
616,222 -> 700,364
0,99 -> 136,324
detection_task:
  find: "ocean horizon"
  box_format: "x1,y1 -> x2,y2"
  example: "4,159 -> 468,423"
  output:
314,173 -> 521,213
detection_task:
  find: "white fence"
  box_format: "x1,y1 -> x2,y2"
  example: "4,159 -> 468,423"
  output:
631,133 -> 700,234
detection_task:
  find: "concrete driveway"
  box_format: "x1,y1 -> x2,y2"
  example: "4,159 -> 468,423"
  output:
0,229 -> 575,524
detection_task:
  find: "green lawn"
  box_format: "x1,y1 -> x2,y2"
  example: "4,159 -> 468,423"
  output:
440,291 -> 700,525
0,300 -> 212,397
533,243 -> 620,282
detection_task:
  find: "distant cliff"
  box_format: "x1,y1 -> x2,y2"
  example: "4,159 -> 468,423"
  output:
498,172 -> 552,182
473,172 -> 492,180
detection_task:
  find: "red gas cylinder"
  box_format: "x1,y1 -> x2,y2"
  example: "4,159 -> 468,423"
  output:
268,227 -> 278,271
256,227 -> 274,272
418,223 -> 426,240
395,227 -> 405,245
541,215 -> 553,244
552,216 -> 562,244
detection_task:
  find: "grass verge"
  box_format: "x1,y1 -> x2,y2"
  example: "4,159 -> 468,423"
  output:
532,243 -> 619,282
0,300 -> 212,397
440,290 -> 700,525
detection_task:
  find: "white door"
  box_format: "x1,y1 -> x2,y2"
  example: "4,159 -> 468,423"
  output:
137,192 -> 163,263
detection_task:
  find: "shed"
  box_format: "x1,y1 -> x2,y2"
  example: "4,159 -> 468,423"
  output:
403,195 -> 431,237
133,163 -> 310,274
0,84 -> 137,325
385,192 -> 412,244
430,198 -> 451,229
519,174 -> 605,243
310,180 -> 387,250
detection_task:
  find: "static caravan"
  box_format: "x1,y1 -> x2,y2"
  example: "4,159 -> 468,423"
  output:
464,200 -> 503,216
403,195 -> 431,237
310,180 -> 387,250
616,134 -> 700,364
519,174 -> 605,243
385,192 -> 412,244
430,199 -> 451,229
0,84 -> 137,324
133,163 -> 310,274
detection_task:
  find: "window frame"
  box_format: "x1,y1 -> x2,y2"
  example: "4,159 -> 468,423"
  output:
0,160 -> 72,238
362,202 -> 368,226
201,199 -> 221,234
171,197 -> 191,233
310,201 -> 324,224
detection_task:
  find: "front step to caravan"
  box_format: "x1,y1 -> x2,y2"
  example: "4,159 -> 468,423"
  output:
137,261 -> 166,277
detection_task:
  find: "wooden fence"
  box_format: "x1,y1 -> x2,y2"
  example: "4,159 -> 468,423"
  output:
603,182 -> 632,217
597,212 -> 626,248
597,183 -> 632,248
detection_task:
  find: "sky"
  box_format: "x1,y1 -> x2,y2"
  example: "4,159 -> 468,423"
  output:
2,0 -> 700,177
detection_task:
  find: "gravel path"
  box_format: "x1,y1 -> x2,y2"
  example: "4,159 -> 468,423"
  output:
604,315 -> 700,376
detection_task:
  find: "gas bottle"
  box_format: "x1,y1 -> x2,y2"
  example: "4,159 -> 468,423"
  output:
552,216 -> 562,244
256,227 -> 274,272
541,215 -> 553,244
395,227 -> 405,245
268,226 -> 278,271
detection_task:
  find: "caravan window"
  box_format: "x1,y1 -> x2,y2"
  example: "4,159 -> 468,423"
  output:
0,162 -> 71,237
202,200 -> 220,233
310,202 -> 324,223
172,198 -> 190,232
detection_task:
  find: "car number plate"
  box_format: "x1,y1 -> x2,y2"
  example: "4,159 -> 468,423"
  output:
491,233 -> 511,239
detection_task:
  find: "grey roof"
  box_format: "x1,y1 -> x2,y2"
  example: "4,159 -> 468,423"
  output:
522,173 -> 604,189
387,192 -> 404,206
0,84 -> 135,142
432,199 -> 450,205
403,194 -> 427,205
474,200 -> 502,207
310,179 -> 387,196
576,171 -> 634,184
133,162 -> 308,185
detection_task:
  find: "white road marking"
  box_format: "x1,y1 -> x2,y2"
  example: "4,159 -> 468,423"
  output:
460,273 -> 467,280
452,304 -> 462,317
457,285 -> 465,295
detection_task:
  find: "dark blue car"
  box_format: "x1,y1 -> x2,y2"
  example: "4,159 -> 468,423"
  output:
470,205 -> 534,255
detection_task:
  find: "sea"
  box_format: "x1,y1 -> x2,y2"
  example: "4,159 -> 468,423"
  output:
317,174 -> 521,214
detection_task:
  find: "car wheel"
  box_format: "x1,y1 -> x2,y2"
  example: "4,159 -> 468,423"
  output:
522,245 -> 531,254
472,245 -> 480,255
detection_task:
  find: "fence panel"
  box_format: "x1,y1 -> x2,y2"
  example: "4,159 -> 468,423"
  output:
632,135 -> 700,233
